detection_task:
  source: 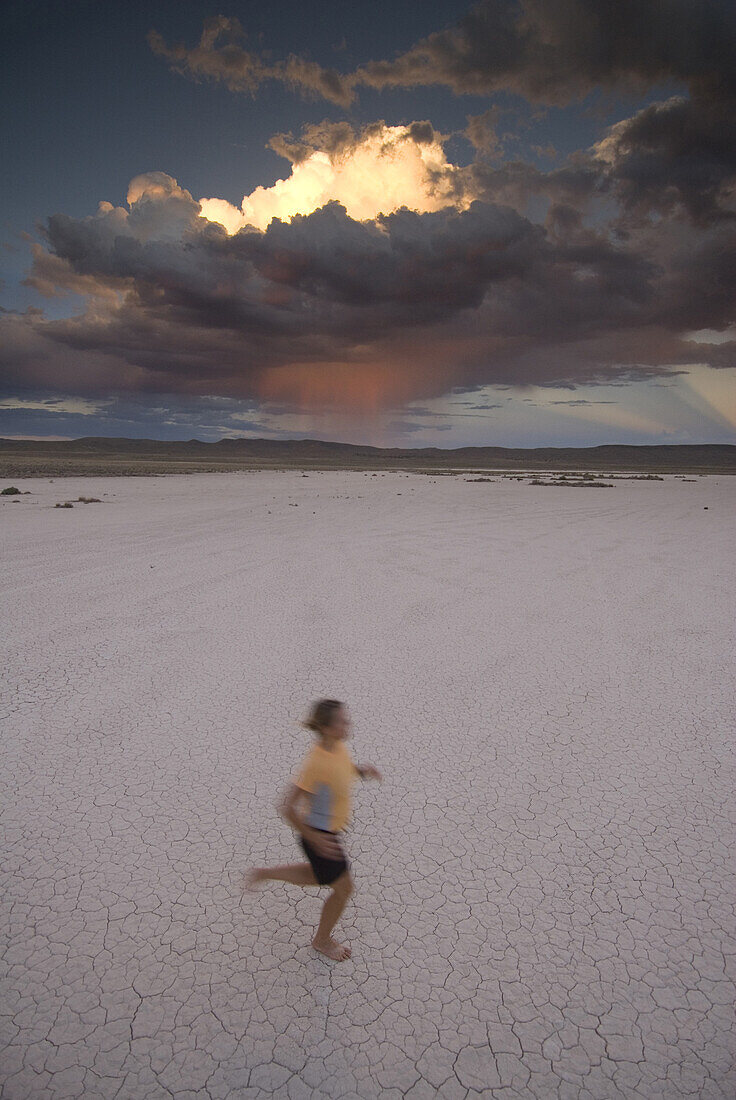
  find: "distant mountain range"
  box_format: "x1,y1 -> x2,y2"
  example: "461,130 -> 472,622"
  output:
1,436 -> 734,475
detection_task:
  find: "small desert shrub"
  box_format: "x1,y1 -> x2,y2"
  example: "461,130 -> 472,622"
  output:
55,501 -> 74,508
530,478 -> 614,487
77,496 -> 101,503
1,486 -> 20,495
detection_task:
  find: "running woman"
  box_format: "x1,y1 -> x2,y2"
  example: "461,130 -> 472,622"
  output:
244,699 -> 381,961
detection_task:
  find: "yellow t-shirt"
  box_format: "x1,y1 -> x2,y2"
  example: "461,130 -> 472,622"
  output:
294,740 -> 358,833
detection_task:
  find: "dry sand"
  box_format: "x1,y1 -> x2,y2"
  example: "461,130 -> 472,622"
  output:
2,470 -> 735,1098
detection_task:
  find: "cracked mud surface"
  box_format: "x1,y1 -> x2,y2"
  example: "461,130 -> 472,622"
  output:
2,471 -> 735,1098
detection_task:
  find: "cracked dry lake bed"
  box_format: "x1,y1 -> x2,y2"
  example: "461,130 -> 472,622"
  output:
2,470 -> 735,1099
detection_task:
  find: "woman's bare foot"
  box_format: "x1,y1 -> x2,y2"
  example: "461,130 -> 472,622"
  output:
312,936 -> 351,961
242,868 -> 265,891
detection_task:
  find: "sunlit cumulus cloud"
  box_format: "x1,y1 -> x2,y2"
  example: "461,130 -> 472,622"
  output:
199,122 -> 464,232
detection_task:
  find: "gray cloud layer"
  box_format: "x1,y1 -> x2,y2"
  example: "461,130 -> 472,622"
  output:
150,1 -> 736,107
354,0 -> 735,105
5,147 -> 733,405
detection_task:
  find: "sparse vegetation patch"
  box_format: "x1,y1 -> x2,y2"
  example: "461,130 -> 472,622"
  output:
530,478 -> 614,487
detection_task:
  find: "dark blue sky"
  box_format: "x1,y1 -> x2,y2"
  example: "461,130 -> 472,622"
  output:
2,1 -> 735,445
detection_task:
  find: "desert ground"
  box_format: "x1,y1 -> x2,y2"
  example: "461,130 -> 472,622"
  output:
2,470 -> 734,1099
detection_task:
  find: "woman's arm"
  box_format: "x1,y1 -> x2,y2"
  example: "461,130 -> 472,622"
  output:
278,784 -> 343,858
280,784 -> 332,844
279,784 -> 311,835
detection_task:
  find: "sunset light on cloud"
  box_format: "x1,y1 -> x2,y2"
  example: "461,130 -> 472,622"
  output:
2,1 -> 735,445
200,124 -> 463,232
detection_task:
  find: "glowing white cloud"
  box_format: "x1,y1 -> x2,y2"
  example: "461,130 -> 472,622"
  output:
199,124 -> 466,233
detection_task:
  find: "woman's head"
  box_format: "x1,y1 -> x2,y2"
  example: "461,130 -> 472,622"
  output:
302,698 -> 349,740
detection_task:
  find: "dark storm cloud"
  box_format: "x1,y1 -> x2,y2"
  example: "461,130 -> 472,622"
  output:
3,190 -> 544,398
241,200 -> 541,321
151,2 -> 736,108
594,95 -> 736,223
4,154 -> 734,410
354,0 -> 735,105
38,186 -> 542,332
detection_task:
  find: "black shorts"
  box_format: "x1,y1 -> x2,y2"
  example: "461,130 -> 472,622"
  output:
299,829 -> 349,885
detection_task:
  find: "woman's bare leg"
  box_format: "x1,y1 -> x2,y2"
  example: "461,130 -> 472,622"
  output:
244,863 -> 317,888
312,871 -> 354,960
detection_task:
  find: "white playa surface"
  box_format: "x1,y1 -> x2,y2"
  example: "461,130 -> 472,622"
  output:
2,470 -> 735,1099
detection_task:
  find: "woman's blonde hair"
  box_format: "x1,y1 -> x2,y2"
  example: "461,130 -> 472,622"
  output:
301,698 -> 343,734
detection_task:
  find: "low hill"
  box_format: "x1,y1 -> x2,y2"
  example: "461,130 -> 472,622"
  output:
0,436 -> 734,476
